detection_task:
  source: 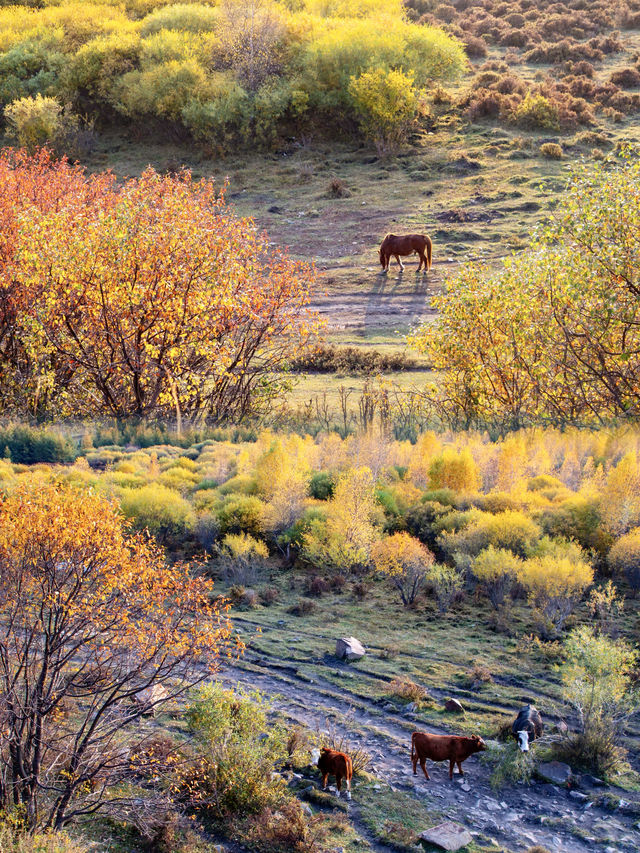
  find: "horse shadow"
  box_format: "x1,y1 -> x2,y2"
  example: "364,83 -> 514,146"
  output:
363,267 -> 431,335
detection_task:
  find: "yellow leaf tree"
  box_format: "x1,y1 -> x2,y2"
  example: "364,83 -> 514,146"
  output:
371,532 -> 434,605
0,481 -> 233,830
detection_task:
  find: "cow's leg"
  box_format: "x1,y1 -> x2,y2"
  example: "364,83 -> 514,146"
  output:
457,761 -> 464,776
322,773 -> 328,790
336,774 -> 342,797
395,254 -> 404,271
417,250 -> 426,271
412,753 -> 418,775
419,758 -> 430,781
346,776 -> 351,800
449,760 -> 455,780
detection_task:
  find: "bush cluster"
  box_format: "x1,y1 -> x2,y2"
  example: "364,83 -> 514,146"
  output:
0,0 -> 465,149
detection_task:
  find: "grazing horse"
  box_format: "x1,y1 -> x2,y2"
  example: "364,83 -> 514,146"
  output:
379,233 -> 432,273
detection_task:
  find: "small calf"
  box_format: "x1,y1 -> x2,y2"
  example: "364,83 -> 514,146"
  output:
311,746 -> 353,799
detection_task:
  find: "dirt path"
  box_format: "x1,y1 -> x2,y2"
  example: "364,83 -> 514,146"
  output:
217,640 -> 640,853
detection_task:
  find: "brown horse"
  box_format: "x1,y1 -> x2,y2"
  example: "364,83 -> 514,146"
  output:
379,233 -> 432,273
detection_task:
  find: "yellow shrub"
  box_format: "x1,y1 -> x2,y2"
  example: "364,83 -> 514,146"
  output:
517,552 -> 593,633
4,94 -> 63,152
429,447 -> 481,492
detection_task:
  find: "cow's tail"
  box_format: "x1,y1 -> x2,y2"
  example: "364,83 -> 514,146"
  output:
411,732 -> 416,763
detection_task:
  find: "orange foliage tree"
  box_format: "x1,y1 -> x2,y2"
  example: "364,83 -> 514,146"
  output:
0,149 -> 319,422
0,481 -> 234,830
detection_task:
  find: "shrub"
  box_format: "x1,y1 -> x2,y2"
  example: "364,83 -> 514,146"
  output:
512,93 -> 559,130
472,545 -> 522,609
349,67 -> 421,156
558,626 -> 638,776
302,467 -> 378,572
120,484 -> 194,544
608,527 -> 640,592
428,563 -> 463,613
371,532 -> 435,605
217,495 -> 265,537
428,447 -> 480,492
387,676 -> 431,707
326,176 -> 350,198
610,67 -> 640,88
309,470 -> 336,500
517,544 -> 593,634
218,532 -> 268,586
194,511 -> 220,552
489,740 -> 536,788
288,597 -> 316,616
0,824 -> 91,852
184,684 -> 289,823
245,799 -> 314,853
0,426 -> 75,465
540,142 -> 563,159
4,94 -> 63,152
442,510 -> 541,558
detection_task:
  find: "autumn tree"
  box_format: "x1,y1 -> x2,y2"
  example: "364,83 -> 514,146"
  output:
0,150 -> 320,423
0,480 -> 233,830
410,156 -> 640,428
371,532 -> 434,605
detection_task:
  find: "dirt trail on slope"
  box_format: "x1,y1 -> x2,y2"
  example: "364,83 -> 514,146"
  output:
217,642 -> 640,853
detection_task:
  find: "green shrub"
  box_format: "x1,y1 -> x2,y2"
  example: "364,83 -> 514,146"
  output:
608,527 -> 640,591
558,626 -> 638,776
0,42 -> 65,107
184,684 -> 290,823
309,470 -> 335,500
120,483 -> 194,543
217,494 -> 265,536
0,426 -> 75,465
538,495 -> 610,559
115,58 -> 212,120
218,532 -> 268,585
428,562 -> 463,612
64,32 -> 141,102
0,822 -> 90,852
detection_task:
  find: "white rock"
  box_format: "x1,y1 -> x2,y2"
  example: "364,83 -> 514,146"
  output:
335,637 -> 365,661
419,822 -> 473,851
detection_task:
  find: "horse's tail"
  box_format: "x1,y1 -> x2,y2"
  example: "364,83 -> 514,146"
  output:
379,238 -> 387,267
425,235 -> 432,270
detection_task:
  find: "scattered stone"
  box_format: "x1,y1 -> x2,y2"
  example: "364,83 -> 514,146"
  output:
268,205 -> 284,214
552,720 -> 568,735
537,761 -> 573,787
405,702 -> 417,712
444,698 -> 464,713
383,702 -> 395,711
582,773 -> 606,788
335,637 -> 365,661
569,791 -> 589,803
419,822 -> 473,851
300,802 -> 312,817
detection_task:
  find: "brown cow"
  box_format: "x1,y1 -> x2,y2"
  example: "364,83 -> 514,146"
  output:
311,746 -> 353,799
411,731 -> 486,781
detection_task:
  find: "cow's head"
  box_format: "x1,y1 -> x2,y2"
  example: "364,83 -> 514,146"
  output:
516,731 -> 529,752
310,747 -> 321,765
470,735 -> 487,752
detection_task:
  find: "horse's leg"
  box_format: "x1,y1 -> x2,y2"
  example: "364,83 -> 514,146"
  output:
395,254 -> 404,271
